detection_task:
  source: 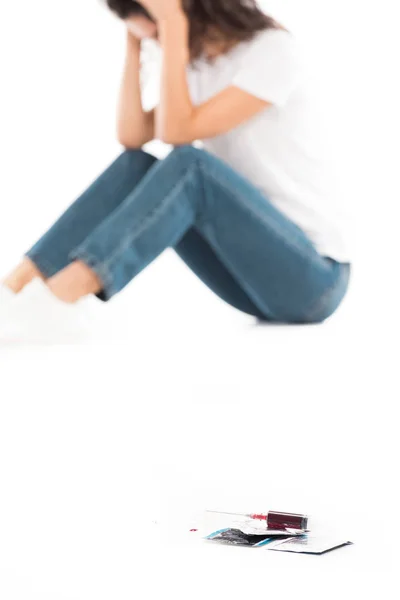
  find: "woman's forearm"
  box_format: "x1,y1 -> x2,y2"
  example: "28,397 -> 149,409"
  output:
156,11 -> 192,144
117,33 -> 154,148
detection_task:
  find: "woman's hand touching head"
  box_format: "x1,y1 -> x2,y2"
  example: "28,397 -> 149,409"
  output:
139,0 -> 184,22
125,13 -> 157,40
106,0 -> 157,40
106,0 -> 280,59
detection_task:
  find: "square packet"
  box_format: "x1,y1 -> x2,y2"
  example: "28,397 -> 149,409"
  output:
205,528 -> 291,547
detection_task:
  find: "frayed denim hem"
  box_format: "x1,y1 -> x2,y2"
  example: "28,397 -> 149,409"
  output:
69,247 -> 116,302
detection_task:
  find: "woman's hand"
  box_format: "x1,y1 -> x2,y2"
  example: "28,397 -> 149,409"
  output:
139,0 -> 184,22
126,28 -> 141,46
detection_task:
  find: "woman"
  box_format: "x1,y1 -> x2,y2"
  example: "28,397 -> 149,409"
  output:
1,0 -> 351,340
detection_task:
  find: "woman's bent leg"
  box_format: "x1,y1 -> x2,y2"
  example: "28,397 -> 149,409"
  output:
69,146 -> 350,322
25,150 -> 158,280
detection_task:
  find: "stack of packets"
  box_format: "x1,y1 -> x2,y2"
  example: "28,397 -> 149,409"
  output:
204,510 -> 353,555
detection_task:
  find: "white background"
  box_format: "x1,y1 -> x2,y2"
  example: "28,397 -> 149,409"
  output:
0,1 -> 399,598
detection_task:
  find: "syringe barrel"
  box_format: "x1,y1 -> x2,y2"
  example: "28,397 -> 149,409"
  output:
267,511 -> 308,531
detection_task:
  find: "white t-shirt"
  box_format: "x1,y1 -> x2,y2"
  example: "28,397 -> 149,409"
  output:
143,30 -> 350,262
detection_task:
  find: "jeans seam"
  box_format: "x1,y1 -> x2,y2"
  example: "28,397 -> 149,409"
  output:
194,164 -> 275,319
198,161 -> 326,269
99,165 -> 198,273
196,161 -> 329,319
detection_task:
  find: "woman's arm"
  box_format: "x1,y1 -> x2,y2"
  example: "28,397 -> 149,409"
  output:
117,32 -> 155,148
156,10 -> 270,145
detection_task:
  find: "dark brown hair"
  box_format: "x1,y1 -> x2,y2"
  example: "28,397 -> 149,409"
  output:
106,0 -> 281,60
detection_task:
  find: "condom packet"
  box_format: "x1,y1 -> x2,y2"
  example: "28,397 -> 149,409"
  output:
205,528 -> 298,547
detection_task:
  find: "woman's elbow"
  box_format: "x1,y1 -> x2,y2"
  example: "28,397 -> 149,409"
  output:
117,124 -> 154,149
117,133 -> 144,150
156,120 -> 195,145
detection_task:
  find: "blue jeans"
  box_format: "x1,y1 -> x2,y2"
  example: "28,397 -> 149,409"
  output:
27,146 -> 350,323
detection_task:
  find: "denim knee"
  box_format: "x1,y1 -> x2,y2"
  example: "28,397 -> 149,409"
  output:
166,145 -> 204,166
117,148 -> 158,171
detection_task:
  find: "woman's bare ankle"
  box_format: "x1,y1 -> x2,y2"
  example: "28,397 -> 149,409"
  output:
2,257 -> 45,294
47,261 -> 103,304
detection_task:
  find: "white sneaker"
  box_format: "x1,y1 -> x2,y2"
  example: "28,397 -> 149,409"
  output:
0,278 -> 95,345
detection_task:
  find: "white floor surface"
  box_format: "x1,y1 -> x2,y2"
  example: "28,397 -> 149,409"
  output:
0,255 -> 398,600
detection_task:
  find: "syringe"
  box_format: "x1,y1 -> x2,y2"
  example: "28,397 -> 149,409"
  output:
206,510 -> 268,521
206,510 -> 308,531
